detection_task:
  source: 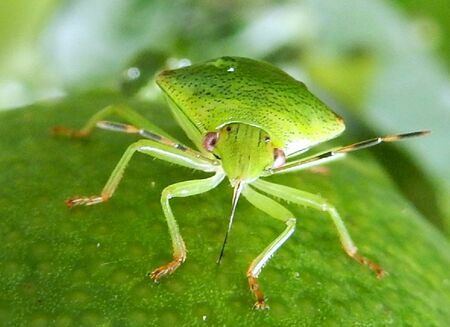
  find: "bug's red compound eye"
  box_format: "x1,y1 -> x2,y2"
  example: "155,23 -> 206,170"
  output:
272,148 -> 286,169
202,132 -> 219,152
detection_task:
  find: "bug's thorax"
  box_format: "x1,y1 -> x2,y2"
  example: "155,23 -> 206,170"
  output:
211,123 -> 279,186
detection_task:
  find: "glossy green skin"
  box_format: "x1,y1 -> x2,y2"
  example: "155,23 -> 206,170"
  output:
156,56 -> 345,157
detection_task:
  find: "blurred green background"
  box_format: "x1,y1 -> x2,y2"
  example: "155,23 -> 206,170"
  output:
1,0 -> 449,325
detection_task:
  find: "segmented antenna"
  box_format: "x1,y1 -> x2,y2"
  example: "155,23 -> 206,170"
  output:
273,130 -> 430,174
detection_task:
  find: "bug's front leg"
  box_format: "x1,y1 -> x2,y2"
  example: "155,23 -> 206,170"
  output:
65,136 -> 217,207
150,173 -> 224,281
242,185 -> 296,310
253,179 -> 385,278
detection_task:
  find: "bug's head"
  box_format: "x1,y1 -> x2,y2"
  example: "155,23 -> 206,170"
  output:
203,123 -> 285,186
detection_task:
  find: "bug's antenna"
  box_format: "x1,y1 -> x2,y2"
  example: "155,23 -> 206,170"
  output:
273,130 -> 431,175
217,181 -> 243,264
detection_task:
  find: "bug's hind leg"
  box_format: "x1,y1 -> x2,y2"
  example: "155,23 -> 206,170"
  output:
149,173 -> 224,281
52,104 -> 172,140
253,179 -> 385,279
242,185 -> 296,310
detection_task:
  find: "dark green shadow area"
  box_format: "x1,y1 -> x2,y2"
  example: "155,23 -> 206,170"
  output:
0,91 -> 449,326
338,113 -> 446,235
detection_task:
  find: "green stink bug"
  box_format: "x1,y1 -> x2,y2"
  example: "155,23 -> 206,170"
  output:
53,56 -> 429,310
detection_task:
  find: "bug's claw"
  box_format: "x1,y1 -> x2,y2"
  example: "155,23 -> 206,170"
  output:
65,195 -> 109,208
351,252 -> 386,279
52,126 -> 88,138
253,300 -> 270,310
148,256 -> 185,282
248,276 -> 269,310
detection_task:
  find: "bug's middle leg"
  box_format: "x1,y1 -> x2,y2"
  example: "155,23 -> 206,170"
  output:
242,185 -> 296,310
253,179 -> 385,278
150,173 -> 225,281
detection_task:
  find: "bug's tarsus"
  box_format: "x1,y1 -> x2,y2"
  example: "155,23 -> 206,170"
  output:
51,126 -> 88,138
149,254 -> 186,282
248,276 -> 269,310
216,181 -> 243,264
65,194 -> 109,208
349,251 -> 386,279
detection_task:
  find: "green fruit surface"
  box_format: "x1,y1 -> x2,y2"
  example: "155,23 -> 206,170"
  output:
0,91 -> 449,326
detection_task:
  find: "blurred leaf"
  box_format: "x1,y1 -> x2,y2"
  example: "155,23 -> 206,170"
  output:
305,48 -> 377,108
0,0 -> 60,109
1,92 -> 449,325
41,0 -> 248,90
297,0 -> 450,236
119,50 -> 168,97
388,0 -> 450,68
0,0 -> 58,62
